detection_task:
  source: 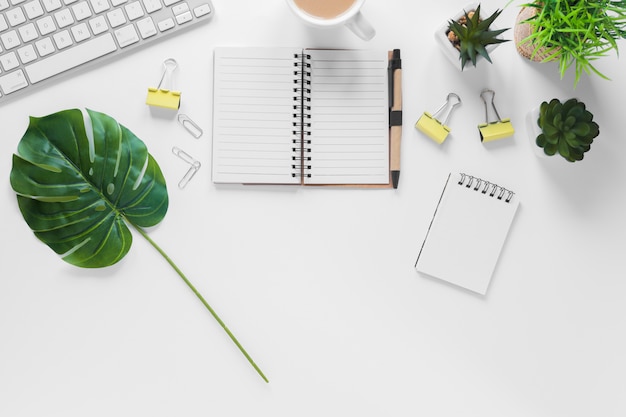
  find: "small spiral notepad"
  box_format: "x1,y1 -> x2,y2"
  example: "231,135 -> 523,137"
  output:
415,173 -> 520,295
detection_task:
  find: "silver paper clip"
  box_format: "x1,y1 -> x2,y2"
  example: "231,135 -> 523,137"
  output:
177,114 -> 203,138
172,146 -> 201,189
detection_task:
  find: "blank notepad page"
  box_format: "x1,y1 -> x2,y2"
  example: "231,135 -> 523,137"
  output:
306,49 -> 389,185
415,173 -> 520,295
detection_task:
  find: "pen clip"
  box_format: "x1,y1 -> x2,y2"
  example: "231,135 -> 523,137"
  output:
388,49 -> 402,126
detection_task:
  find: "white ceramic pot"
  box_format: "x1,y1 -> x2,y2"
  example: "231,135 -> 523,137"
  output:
525,106 -> 550,158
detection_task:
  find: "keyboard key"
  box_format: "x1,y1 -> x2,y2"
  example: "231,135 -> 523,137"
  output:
88,14 -> 107,34
193,3 -> 210,17
0,69 -> 28,93
0,15 -> 7,31
34,36 -> 54,56
106,8 -> 125,27
17,43 -> 36,63
71,1 -> 91,20
141,0 -> 160,13
36,15 -> 56,34
25,33 -> 116,83
0,0 -> 9,10
18,22 -> 38,42
113,23 -> 138,47
52,29 -> 72,48
1,30 -> 20,49
70,21 -> 89,41
136,16 -> 155,38
156,17 -> 173,31
124,1 -> 143,20
42,0 -> 61,11
7,6 -> 27,26
24,0 -> 45,18
175,11 -> 191,24
89,0 -> 109,13
171,1 -> 186,14
0,51 -> 19,70
54,8 -> 73,27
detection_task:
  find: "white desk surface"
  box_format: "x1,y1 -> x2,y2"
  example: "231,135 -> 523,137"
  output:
1,1 -> 625,416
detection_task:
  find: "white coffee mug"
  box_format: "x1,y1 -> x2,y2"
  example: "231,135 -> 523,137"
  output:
286,0 -> 376,41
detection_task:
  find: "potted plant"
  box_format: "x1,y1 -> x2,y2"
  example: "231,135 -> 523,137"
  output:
436,3 -> 510,70
527,98 -> 600,162
514,0 -> 626,86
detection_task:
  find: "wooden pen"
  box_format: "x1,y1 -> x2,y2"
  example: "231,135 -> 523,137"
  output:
389,49 -> 402,189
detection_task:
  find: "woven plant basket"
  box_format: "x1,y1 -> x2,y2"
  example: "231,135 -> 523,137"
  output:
514,6 -> 559,62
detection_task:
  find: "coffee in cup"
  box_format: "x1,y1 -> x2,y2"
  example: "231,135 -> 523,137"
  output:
286,0 -> 376,41
292,0 -> 357,19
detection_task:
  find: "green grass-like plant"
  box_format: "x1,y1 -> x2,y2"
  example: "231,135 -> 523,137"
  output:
448,4 -> 510,69
536,98 -> 600,162
519,0 -> 626,86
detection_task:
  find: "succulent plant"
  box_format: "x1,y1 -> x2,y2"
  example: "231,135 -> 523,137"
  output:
536,98 -> 600,162
447,4 -> 510,69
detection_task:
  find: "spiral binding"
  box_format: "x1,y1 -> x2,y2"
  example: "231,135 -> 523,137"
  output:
458,173 -> 514,203
292,53 -> 313,178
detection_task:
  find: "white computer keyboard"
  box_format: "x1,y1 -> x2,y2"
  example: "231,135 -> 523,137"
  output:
0,0 -> 213,104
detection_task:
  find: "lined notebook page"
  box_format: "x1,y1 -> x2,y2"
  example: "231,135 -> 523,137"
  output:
212,48 -> 300,184
306,49 -> 389,185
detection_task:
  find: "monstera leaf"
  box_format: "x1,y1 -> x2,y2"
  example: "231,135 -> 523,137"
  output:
10,109 -> 267,382
10,109 -> 168,267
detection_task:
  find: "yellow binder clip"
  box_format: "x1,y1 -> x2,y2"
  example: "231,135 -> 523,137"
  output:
478,89 -> 514,142
146,58 -> 181,110
415,93 -> 461,144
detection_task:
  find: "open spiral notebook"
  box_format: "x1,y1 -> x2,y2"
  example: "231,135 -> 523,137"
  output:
415,172 -> 520,295
211,47 -> 391,187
